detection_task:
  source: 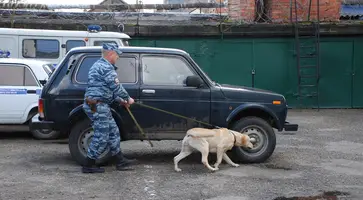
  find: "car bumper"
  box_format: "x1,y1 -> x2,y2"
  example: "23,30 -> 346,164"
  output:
29,114 -> 55,131
283,121 -> 298,131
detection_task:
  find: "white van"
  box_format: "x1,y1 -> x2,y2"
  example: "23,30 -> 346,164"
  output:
0,25 -> 131,67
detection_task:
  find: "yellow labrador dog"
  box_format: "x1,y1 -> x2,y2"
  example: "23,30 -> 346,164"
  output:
173,127 -> 254,172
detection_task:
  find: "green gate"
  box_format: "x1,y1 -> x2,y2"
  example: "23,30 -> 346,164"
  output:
352,39 -> 363,108
209,40 -> 253,87
253,40 -> 293,97
130,36 -> 363,108
318,40 -> 353,108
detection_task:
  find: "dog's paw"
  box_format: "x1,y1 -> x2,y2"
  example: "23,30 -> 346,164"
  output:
175,168 -> 182,172
232,164 -> 240,167
210,167 -> 219,172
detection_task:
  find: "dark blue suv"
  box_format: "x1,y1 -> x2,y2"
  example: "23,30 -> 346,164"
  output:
30,46 -> 298,166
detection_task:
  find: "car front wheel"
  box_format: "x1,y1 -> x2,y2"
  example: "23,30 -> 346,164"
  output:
68,118 -> 112,166
230,116 -> 276,163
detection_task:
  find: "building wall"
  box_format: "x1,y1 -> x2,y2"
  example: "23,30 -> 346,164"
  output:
130,36 -> 363,108
228,0 -> 256,22
227,0 -> 341,22
267,0 -> 341,22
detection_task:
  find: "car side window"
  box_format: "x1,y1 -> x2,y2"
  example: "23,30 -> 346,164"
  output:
0,65 -> 24,86
24,67 -> 38,86
0,65 -> 38,86
115,57 -> 138,83
75,55 -> 137,84
141,55 -> 195,86
22,39 -> 60,59
66,40 -> 86,52
94,41 -> 117,46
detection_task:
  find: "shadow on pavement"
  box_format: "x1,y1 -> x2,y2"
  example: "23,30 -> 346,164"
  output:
273,191 -> 351,200
0,131 -> 33,139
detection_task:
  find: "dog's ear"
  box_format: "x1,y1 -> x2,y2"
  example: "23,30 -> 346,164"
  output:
241,135 -> 248,145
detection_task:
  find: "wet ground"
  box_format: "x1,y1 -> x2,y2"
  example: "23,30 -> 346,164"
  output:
0,109 -> 363,200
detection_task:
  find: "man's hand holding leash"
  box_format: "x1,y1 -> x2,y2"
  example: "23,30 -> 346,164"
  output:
120,97 -> 134,108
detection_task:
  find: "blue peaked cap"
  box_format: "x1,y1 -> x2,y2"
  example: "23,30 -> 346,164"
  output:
102,43 -> 122,55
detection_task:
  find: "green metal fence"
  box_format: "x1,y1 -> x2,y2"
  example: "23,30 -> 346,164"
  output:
130,36 -> 362,109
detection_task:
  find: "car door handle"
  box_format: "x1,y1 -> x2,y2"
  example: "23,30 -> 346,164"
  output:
142,89 -> 155,94
27,89 -> 36,94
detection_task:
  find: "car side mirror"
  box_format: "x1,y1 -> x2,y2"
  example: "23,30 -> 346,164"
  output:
39,80 -> 47,86
185,75 -> 203,88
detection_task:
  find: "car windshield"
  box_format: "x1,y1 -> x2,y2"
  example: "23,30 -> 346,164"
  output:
121,39 -> 129,46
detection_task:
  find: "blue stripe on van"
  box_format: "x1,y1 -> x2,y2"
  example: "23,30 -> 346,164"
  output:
36,89 -> 41,95
0,88 -> 27,94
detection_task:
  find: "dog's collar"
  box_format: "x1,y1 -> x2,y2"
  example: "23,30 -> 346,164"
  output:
229,131 -> 237,145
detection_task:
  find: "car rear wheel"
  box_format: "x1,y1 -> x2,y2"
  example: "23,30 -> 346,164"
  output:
30,129 -> 61,140
229,116 -> 276,163
68,118 -> 112,166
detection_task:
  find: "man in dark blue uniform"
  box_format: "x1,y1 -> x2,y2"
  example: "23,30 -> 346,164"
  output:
82,43 -> 136,173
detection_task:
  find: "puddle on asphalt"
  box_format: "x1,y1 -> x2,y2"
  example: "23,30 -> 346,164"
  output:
217,165 -> 301,179
280,145 -> 317,150
262,163 -> 292,171
279,132 -> 296,135
325,141 -> 363,155
320,159 -> 363,176
273,190 -> 350,200
206,196 -> 248,200
42,140 -> 69,144
317,128 -> 342,132
288,116 -> 324,125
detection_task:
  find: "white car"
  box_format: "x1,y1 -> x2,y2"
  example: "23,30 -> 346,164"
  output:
0,57 -> 61,139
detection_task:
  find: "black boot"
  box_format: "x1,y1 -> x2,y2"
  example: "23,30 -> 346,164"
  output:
114,151 -> 137,171
82,157 -> 105,173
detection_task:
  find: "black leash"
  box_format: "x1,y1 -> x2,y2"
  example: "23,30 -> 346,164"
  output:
133,102 -> 221,129
125,107 -> 154,147
125,102 -> 222,147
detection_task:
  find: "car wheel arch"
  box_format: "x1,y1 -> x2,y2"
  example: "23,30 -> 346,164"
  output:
68,105 -> 127,140
26,107 -> 63,140
25,106 -> 38,123
227,104 -> 281,130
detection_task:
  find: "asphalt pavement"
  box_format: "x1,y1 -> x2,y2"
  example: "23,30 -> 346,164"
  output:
0,109 -> 362,200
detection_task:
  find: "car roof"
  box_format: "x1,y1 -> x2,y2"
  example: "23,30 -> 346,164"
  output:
0,58 -> 52,66
68,46 -> 189,56
0,28 -> 131,39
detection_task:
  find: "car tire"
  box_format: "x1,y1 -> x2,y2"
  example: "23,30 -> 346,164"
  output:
68,118 -> 113,166
30,129 -> 62,140
229,116 -> 276,163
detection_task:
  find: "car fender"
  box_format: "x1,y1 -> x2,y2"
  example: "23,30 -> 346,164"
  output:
226,103 -> 282,130
68,104 -> 126,138
22,102 -> 38,124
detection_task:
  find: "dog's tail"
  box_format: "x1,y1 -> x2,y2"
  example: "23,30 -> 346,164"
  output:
186,128 -> 215,138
